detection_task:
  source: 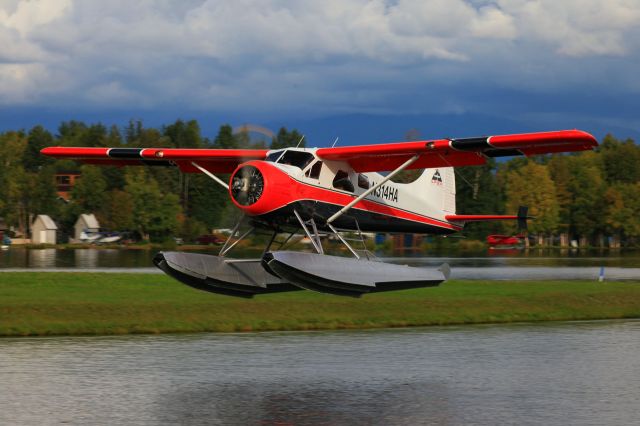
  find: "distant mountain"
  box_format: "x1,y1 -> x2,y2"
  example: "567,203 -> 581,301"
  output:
2,107 -> 637,146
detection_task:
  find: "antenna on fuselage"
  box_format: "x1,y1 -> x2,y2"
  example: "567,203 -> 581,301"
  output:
331,137 -> 339,148
296,135 -> 305,148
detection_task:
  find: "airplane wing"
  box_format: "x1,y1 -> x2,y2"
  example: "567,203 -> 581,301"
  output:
315,130 -> 597,172
40,147 -> 269,173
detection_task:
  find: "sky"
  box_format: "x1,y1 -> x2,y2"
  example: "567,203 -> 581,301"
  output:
1,0 -> 640,142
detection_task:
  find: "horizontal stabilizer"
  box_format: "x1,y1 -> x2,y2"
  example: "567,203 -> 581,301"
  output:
445,214 -> 519,222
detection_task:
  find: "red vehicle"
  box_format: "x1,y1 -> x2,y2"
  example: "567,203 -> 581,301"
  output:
42,129 -> 597,298
196,234 -> 223,245
487,234 -> 525,248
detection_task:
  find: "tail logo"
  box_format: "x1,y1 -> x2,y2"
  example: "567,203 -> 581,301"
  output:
431,170 -> 443,185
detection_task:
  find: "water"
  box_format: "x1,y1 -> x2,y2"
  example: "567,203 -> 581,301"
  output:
1,321 -> 639,425
2,248 -> 640,269
1,248 -> 639,280
0,247 -> 155,269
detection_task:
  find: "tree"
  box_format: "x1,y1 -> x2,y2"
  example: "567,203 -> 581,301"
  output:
164,119 -> 202,148
604,183 -> 640,246
456,161 -> 505,239
547,155 -> 574,245
79,123 -> 108,147
213,124 -> 238,149
71,165 -> 107,213
106,125 -> 123,147
565,152 -> 606,244
24,126 -> 54,172
124,168 -> 181,241
234,129 -> 252,148
29,166 -> 60,219
599,134 -> 640,184
186,124 -> 243,226
187,173 -> 229,229
58,120 -> 88,146
98,190 -> 135,231
0,131 -> 28,234
270,127 -> 305,149
162,119 -> 205,211
503,161 -> 559,242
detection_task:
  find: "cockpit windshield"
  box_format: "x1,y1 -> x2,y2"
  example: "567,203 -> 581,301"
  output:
265,151 -> 283,162
266,150 -> 315,169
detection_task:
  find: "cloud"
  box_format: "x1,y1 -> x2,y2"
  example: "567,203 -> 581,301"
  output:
499,0 -> 640,56
0,0 -> 638,122
471,6 -> 516,39
0,0 -> 71,35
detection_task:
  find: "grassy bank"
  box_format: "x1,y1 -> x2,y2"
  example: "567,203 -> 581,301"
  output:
1,272 -> 639,337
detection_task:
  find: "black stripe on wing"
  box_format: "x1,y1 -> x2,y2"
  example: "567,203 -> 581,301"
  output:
450,137 -> 523,157
108,148 -> 143,158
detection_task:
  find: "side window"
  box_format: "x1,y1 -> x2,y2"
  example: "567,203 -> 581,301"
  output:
305,161 -> 323,179
332,170 -> 354,193
358,174 -> 370,189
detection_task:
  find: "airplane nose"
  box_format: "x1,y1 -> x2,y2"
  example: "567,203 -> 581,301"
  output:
230,165 -> 264,206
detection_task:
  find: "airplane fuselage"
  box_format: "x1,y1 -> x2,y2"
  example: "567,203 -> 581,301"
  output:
228,148 -> 462,234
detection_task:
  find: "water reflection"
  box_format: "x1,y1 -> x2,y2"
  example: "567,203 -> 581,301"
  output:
156,380 -> 453,425
27,248 -> 57,268
74,247 -> 99,268
1,321 -> 639,425
0,248 -> 639,279
0,247 -> 157,269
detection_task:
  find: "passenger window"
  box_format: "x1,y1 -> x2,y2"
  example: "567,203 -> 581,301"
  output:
305,161 -> 323,179
358,174 -> 370,189
333,170 -> 354,192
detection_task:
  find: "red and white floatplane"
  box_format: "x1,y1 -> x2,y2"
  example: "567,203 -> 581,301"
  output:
42,129 -> 597,297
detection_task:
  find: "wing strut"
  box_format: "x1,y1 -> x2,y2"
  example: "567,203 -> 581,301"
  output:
293,209 -> 324,254
191,162 -> 229,190
326,154 -> 420,224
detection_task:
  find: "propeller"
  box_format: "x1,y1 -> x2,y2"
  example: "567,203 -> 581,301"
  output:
231,165 -> 264,206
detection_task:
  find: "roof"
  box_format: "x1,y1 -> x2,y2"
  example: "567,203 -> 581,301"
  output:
34,215 -> 58,230
78,213 -> 100,229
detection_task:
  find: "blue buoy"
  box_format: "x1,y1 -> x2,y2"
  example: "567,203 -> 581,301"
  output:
598,266 -> 605,282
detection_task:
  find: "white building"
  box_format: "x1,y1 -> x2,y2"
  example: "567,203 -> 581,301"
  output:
74,213 -> 100,240
31,215 -> 58,244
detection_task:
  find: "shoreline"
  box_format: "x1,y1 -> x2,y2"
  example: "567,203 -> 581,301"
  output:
2,272 -> 639,337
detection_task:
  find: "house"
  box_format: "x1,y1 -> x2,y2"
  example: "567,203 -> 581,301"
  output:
55,171 -> 81,201
74,213 -> 100,240
31,215 -> 58,244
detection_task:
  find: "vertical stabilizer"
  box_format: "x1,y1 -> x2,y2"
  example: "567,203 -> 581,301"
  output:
408,167 -> 456,217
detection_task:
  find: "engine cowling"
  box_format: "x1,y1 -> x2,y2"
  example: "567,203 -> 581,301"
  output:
229,161 -> 295,216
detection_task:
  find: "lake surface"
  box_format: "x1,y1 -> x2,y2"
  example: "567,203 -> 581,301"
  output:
1,321 -> 639,425
1,248 -> 639,280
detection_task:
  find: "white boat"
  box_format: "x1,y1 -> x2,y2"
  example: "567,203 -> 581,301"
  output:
79,231 -> 102,242
96,233 -> 122,244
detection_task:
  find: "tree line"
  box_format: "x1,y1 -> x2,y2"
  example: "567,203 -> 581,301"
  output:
0,120 -> 304,242
0,120 -> 637,246
455,134 -> 640,247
